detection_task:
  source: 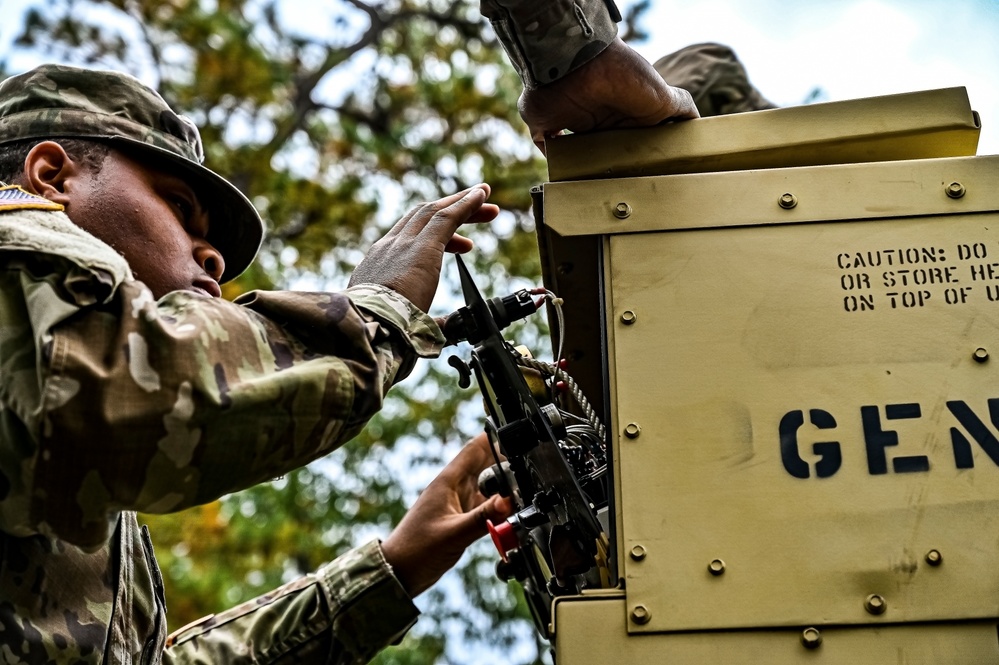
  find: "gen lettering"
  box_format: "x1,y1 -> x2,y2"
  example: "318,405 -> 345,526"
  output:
779,399 -> 999,478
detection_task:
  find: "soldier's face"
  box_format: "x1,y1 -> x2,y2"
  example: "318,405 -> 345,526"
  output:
70,149 -> 225,299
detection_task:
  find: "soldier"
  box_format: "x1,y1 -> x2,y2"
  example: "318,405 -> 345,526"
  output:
0,62 -> 513,663
0,1 -> 698,663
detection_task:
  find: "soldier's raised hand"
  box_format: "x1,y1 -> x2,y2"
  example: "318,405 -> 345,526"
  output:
349,185 -> 499,313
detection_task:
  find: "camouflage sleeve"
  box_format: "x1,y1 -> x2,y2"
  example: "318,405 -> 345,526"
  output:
480,0 -> 620,88
0,249 -> 445,550
163,539 -> 419,665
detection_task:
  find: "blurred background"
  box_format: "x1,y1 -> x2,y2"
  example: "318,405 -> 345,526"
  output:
1,1 -> 996,663
637,0 -> 999,154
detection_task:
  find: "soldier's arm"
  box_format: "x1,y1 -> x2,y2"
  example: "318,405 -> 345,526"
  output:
479,0 -> 699,150
162,540 -> 419,665
162,434 -> 511,664
0,253 -> 438,549
0,186 -> 496,550
479,0 -> 621,88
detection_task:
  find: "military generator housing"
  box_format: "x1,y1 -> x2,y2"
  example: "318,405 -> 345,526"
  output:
532,87 -> 999,663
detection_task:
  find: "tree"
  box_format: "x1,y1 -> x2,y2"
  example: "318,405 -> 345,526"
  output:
5,1 -> 651,661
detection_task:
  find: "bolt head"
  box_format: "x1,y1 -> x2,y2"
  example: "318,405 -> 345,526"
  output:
925,549 -> 943,566
708,559 -> 726,576
614,202 -> 632,219
621,310 -> 637,325
624,423 -> 641,439
630,545 -> 647,561
864,594 -> 887,615
946,182 -> 966,199
778,192 -> 798,209
801,627 -> 822,649
630,605 -> 651,625
974,348 -> 989,363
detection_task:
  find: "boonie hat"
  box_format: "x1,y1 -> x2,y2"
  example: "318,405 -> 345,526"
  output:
0,64 -> 263,282
654,43 -> 776,117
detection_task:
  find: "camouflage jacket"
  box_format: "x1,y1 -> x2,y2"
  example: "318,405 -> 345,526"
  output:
0,192 -> 444,663
480,0 -> 620,88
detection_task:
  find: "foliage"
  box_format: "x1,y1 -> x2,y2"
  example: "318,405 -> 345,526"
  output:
4,1 -> 644,662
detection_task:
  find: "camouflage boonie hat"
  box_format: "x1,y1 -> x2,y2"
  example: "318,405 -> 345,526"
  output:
654,43 -> 776,117
0,64 -> 263,282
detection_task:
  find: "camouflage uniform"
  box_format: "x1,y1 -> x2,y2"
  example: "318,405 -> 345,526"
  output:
480,0 -> 621,88
0,62 -> 450,663
0,192 -> 437,663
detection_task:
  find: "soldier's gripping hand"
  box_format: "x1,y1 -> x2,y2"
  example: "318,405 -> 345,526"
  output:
349,185 -> 500,313
519,38 -> 700,153
381,433 -> 513,597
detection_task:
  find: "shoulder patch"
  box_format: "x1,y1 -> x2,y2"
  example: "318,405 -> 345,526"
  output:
0,186 -> 64,213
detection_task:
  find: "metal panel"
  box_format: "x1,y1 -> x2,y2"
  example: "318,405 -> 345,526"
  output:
552,596 -> 999,664
610,206 -> 999,631
540,156 -> 999,464
546,87 -> 980,182
544,155 -> 999,238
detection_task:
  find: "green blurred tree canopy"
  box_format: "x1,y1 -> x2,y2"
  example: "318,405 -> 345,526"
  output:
3,0 -> 647,662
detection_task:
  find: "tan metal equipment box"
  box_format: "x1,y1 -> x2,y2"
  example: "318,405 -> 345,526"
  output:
537,87 -> 999,662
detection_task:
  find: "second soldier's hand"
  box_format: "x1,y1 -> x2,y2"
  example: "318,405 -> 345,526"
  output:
519,38 -> 700,153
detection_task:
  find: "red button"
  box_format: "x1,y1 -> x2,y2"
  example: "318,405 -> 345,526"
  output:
486,519 -> 519,562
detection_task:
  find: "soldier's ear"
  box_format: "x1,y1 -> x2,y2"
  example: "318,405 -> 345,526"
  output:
23,141 -> 83,206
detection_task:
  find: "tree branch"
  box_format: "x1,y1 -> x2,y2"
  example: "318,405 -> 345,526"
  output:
257,1 -> 484,164
123,0 -> 165,88
259,0 -> 388,160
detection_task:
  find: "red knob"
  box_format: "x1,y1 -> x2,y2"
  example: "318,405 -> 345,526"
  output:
486,519 -> 519,562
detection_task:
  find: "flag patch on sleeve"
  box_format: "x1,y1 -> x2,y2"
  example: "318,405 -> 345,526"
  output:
0,185 -> 64,212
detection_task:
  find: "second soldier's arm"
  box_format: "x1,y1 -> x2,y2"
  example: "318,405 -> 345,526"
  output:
479,0 -> 621,88
479,0 -> 699,150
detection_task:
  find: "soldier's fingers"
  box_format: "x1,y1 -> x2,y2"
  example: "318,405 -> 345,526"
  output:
439,432 -> 494,484
466,202 -> 500,224
533,130 -> 565,156
483,494 -> 514,526
382,204 -> 424,238
394,186 -> 488,238
383,187 -> 476,238
424,186 -> 494,240
441,203 -> 499,251
440,202 -> 500,253
665,85 -> 699,120
445,234 -> 474,253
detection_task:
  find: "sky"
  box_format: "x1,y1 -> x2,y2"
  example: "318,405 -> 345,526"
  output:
633,0 -> 999,153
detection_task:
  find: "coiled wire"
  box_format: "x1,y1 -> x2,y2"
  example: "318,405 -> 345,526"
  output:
515,289 -> 607,445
